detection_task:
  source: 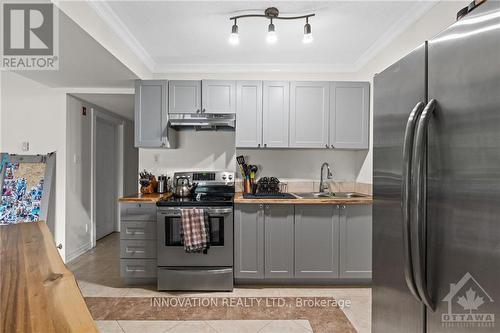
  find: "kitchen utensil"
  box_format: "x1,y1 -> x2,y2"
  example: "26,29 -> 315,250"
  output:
175,176 -> 197,197
236,155 -> 246,166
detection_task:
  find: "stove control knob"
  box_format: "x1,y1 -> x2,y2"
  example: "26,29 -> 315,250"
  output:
222,175 -> 227,180
228,174 -> 233,180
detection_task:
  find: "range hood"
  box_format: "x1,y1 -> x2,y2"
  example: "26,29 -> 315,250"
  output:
168,113 -> 235,130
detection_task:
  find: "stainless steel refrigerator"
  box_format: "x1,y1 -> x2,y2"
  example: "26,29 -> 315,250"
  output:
373,2 -> 500,332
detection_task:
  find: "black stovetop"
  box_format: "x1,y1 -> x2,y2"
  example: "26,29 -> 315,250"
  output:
156,186 -> 234,207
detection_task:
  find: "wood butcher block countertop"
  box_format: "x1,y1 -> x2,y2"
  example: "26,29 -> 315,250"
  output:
0,222 -> 98,333
118,192 -> 172,203
234,192 -> 373,205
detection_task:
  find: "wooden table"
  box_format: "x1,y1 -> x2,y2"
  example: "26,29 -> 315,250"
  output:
0,222 -> 98,333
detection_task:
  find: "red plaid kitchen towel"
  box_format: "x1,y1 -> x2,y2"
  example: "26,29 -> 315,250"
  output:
180,208 -> 210,253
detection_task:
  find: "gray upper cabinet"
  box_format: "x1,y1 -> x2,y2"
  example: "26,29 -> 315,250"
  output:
168,80 -> 201,114
234,204 -> 264,279
264,204 -> 294,278
329,82 -> 370,149
290,81 -> 330,148
135,80 -> 175,148
236,81 -> 263,148
295,205 -> 340,278
202,80 -> 236,114
263,81 -> 290,148
339,204 -> 372,279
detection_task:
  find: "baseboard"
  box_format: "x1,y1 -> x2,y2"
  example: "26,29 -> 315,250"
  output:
66,242 -> 92,263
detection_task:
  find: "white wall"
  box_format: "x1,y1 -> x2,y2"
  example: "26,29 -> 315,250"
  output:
354,0 -> 468,183
236,149 -> 367,182
66,95 -> 138,261
140,130 -> 236,177
0,72 -> 67,259
141,2 -> 467,185
65,95 -> 93,261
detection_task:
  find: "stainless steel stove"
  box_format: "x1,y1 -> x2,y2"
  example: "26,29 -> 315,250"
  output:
156,171 -> 234,291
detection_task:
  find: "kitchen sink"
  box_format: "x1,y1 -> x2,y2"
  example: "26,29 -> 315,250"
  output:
293,192 -> 368,199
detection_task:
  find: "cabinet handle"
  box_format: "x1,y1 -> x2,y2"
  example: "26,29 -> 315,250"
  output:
259,204 -> 263,209
196,109 -> 200,113
265,205 -> 270,210
325,144 -> 329,148
331,145 -> 335,149
337,205 -> 340,209
202,108 -> 206,113
342,205 -> 346,209
264,144 -> 267,147
258,144 -> 261,147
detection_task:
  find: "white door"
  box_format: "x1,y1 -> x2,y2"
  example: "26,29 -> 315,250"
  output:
290,81 -> 330,148
95,117 -> 118,240
235,81 -> 263,148
263,81 -> 290,148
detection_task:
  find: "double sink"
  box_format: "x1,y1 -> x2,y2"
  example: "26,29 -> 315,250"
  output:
292,192 -> 369,199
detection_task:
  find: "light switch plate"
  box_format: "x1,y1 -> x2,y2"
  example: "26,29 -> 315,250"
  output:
22,142 -> 29,151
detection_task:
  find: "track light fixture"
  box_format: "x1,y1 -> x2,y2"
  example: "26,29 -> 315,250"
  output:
229,7 -> 315,45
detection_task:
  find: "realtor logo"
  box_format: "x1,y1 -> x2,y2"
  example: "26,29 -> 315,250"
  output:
441,272 -> 495,328
1,2 -> 58,70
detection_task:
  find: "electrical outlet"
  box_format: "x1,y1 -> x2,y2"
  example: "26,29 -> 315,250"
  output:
154,154 -> 160,163
22,142 -> 29,152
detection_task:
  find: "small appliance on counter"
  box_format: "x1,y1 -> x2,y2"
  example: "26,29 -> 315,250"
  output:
243,176 -> 296,199
156,170 -> 235,291
157,175 -> 170,194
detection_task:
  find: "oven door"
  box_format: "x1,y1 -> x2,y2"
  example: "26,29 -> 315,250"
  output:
157,207 -> 233,267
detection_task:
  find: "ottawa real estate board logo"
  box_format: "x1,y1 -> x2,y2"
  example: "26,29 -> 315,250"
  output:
441,272 -> 495,328
1,2 -> 58,70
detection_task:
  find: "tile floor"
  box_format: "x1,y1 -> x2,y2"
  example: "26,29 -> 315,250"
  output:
68,233 -> 371,333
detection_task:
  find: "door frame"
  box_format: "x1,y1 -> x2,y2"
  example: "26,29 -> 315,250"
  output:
91,109 -> 125,247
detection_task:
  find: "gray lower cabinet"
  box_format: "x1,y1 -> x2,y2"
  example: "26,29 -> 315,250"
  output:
294,205 -> 340,278
120,202 -> 157,281
339,205 -> 372,278
234,203 -> 372,282
264,204 -> 294,278
135,80 -> 176,148
234,204 -> 264,279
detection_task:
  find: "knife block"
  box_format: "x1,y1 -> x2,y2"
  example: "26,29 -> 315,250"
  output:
140,177 -> 157,194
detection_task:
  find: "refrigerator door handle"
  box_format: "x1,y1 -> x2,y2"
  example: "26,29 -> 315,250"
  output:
401,101 -> 426,303
411,99 -> 437,311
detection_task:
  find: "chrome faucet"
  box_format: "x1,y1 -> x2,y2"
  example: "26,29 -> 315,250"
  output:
319,162 -> 333,193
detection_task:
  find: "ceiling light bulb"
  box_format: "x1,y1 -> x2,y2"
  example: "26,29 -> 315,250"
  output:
303,22 -> 313,44
266,22 -> 277,44
229,22 -> 239,45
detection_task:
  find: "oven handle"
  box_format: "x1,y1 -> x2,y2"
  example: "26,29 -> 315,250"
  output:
158,207 -> 233,216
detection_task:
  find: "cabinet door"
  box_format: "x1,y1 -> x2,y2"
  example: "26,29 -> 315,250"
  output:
234,204 -> 264,279
290,82 -> 330,148
330,82 -> 370,149
202,80 -> 236,114
264,204 -> 294,278
168,80 -> 201,114
135,80 -> 172,148
236,81 -> 263,148
339,204 -> 372,279
295,205 -> 339,278
263,81 -> 290,148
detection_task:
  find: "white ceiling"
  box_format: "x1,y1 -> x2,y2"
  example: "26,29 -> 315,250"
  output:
18,12 -> 137,88
72,93 -> 135,120
92,0 -> 437,73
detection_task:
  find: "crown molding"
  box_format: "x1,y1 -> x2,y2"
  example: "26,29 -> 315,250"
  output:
353,1 -> 438,71
153,63 -> 358,74
87,0 -> 157,73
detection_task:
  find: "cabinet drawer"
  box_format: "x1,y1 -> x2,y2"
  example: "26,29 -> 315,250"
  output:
120,239 -> 157,259
120,203 -> 157,221
121,221 -> 156,240
121,259 -> 157,278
